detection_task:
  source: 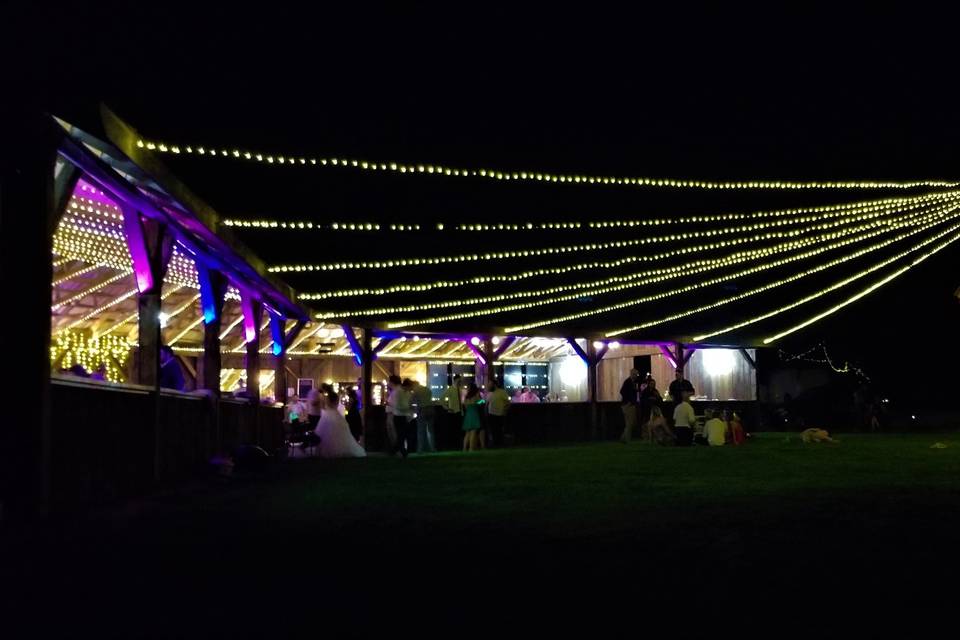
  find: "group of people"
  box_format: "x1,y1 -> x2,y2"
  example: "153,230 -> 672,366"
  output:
619,368 -> 746,447
284,384 -> 366,458
439,375 -> 512,452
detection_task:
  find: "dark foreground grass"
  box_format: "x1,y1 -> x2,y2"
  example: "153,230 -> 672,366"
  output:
4,433 -> 960,636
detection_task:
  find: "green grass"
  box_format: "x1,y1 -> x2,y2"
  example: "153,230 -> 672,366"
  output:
5,433 -> 960,634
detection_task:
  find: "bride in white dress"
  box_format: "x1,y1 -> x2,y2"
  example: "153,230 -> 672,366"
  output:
314,388 -> 366,458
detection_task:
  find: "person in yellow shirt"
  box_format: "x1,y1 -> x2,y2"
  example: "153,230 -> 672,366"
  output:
703,409 -> 728,446
485,380 -> 511,447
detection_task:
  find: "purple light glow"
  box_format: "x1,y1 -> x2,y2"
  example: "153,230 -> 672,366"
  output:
239,291 -> 260,343
73,178 -> 122,210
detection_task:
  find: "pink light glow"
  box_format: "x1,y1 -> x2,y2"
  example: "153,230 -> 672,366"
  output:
74,178 -> 121,210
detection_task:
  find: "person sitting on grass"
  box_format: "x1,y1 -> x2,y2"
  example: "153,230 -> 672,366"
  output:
704,409 -> 728,446
801,428 -> 838,443
646,406 -> 674,445
727,409 -> 746,445
672,390 -> 696,447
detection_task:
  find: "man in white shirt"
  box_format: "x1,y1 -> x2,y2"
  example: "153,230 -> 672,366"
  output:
393,378 -> 415,457
672,389 -> 696,447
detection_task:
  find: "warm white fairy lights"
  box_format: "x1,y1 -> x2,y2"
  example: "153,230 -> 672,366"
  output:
297,193 -> 960,299
694,218 -> 960,342
315,197 -> 958,321
216,192 -> 956,236
222,219 -> 421,231
63,289 -> 139,331
136,137 -> 959,190
51,270 -> 134,311
409,204 -> 960,331
272,197 -> 948,274
51,329 -> 133,383
760,229 -> 960,344
602,211 -> 960,338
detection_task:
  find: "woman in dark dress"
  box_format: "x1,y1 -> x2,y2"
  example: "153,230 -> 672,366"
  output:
344,387 -> 364,443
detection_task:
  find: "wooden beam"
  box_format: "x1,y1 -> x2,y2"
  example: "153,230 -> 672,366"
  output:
739,348 -> 757,369
566,337 -> 590,365
492,336 -> 517,361
658,345 -> 678,368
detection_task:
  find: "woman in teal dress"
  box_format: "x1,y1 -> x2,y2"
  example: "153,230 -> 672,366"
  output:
462,383 -> 485,451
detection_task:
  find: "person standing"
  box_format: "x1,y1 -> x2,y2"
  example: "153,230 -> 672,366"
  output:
668,369 -> 695,407
462,383 -> 484,451
639,376 -> 662,434
411,379 -> 436,453
513,386 -> 540,403
306,387 -> 324,429
393,378 -> 416,457
344,387 -> 364,443
385,375 -> 402,454
672,388 -> 697,447
619,369 -> 642,443
486,380 -> 510,447
441,374 -> 463,449
159,345 -> 185,391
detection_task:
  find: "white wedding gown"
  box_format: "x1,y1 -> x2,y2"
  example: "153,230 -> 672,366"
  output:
314,408 -> 366,458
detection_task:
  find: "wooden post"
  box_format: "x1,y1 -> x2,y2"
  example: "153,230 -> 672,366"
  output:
360,328 -> 374,449
274,320 -> 304,405
482,337 -> 495,388
244,300 -> 263,405
587,339 -> 600,439
675,342 -> 685,378
1,116 -> 72,517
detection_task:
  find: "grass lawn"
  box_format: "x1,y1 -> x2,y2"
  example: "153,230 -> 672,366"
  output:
4,433 -> 959,635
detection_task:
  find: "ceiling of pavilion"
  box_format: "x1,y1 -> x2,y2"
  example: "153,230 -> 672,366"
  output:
50,180 -> 577,366
84,108 -> 960,346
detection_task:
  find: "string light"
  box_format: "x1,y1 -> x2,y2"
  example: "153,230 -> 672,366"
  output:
694,214 -> 960,341
51,329 -> 133,383
762,229 -> 960,344
216,192 -> 956,236
777,343 -> 871,382
136,137 -> 959,190
64,289 -> 139,331
51,270 -> 134,311
272,196 -> 952,274
416,204 -> 959,331
325,200 -> 958,324
221,219 -> 424,231
603,212 -> 960,338
297,192 -> 959,299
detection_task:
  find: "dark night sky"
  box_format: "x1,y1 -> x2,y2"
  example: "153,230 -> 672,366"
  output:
5,3 -> 959,404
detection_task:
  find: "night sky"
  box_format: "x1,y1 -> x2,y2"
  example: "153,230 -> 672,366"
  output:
7,4 -> 959,404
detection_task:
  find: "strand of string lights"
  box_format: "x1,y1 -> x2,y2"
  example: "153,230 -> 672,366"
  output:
272,193 -> 959,274
601,215 -> 960,338
400,205 -> 960,330
693,214 -> 960,342
297,193 -> 959,299
135,138 -> 959,190
224,191 -> 957,233
324,202 -> 958,321
313,197 -> 958,319
776,342 -> 870,382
